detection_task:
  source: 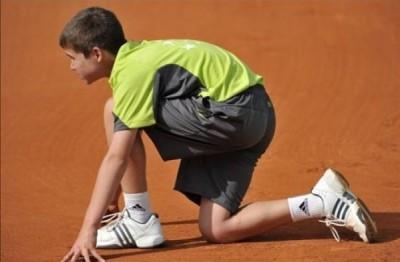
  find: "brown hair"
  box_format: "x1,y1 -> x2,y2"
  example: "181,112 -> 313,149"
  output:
59,7 -> 126,57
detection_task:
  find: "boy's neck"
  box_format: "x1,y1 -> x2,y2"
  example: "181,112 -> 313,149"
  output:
102,51 -> 116,78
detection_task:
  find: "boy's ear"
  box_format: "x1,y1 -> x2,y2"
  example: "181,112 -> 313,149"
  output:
91,47 -> 103,62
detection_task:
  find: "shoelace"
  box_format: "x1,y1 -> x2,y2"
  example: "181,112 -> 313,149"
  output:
101,208 -> 132,229
101,212 -> 121,225
319,218 -> 346,242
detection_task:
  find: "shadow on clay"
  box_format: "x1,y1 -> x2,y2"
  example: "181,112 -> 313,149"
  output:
102,212 -> 399,260
101,236 -> 207,260
248,212 -> 400,243
161,219 -> 198,226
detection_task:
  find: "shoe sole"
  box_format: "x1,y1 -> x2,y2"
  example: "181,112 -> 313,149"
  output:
136,235 -> 165,248
355,198 -> 378,243
97,236 -> 165,249
327,169 -> 378,243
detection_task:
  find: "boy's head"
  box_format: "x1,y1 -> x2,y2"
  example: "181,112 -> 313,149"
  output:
59,7 -> 126,57
60,7 -> 126,84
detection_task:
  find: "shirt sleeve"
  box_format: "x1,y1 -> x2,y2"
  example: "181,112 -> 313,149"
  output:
111,64 -> 156,129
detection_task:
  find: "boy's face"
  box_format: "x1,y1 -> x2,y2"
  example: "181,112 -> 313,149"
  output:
63,48 -> 103,84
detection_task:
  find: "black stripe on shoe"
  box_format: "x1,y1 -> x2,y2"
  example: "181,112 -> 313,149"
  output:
113,228 -> 125,246
121,223 -> 136,246
336,202 -> 346,218
343,191 -> 356,203
341,204 -> 350,220
116,224 -> 131,246
332,199 -> 341,216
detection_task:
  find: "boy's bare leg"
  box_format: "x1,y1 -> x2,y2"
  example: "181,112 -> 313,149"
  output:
199,198 -> 292,243
199,168 -> 378,243
96,98 -> 164,248
103,98 -> 147,202
119,132 -> 147,193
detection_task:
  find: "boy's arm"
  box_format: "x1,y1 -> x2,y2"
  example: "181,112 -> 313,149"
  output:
62,129 -> 137,262
83,129 -> 137,228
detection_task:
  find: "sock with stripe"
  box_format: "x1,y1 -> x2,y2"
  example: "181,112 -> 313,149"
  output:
123,192 -> 152,223
288,194 -> 324,222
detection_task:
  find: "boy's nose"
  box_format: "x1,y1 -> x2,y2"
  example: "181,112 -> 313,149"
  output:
70,62 -> 75,71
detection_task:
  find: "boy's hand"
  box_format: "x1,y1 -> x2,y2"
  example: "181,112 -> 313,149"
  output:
62,226 -> 104,262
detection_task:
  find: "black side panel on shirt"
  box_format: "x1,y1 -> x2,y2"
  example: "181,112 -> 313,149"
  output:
113,64 -> 203,131
152,64 -> 204,121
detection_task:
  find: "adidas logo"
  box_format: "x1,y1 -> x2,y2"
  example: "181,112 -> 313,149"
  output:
299,199 -> 310,216
130,204 -> 146,212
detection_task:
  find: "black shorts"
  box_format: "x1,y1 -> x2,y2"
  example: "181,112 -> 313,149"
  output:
145,85 -> 276,214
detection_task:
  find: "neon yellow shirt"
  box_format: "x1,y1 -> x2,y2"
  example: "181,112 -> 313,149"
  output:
109,40 -> 263,129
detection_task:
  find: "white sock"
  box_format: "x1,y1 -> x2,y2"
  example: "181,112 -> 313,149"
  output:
288,194 -> 324,222
123,192 -> 152,223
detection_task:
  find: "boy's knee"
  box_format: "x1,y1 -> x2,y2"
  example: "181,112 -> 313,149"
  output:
198,220 -> 231,244
199,198 -> 234,243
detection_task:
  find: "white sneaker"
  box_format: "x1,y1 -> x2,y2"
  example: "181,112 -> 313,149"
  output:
312,168 -> 378,242
96,208 -> 165,248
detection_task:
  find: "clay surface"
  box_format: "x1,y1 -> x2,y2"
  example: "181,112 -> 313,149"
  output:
2,1 -> 399,261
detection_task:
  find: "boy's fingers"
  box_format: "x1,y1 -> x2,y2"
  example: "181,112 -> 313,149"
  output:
90,249 -> 105,262
81,249 -> 90,262
70,251 -> 81,262
61,249 -> 74,262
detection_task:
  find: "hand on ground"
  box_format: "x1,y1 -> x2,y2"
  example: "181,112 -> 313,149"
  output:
61,228 -> 104,262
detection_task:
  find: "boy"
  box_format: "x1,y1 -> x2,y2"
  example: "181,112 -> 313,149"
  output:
60,7 -> 377,262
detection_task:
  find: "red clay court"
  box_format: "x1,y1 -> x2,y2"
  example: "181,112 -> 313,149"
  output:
1,1 -> 399,261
